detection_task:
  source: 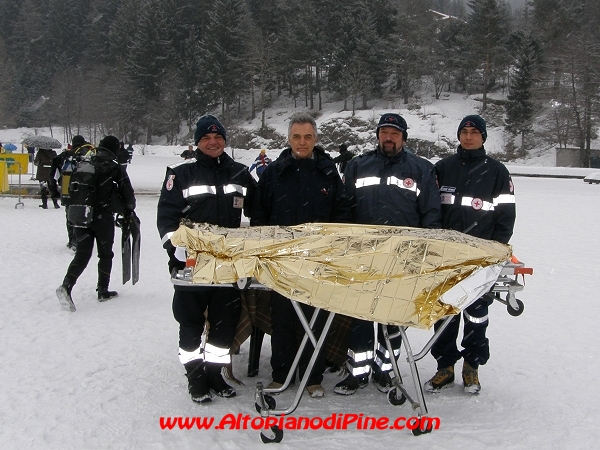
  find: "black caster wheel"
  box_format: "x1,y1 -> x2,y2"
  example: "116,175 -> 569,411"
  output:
387,387 -> 407,406
507,299 -> 524,316
255,395 -> 276,413
260,425 -> 284,443
412,423 -> 434,436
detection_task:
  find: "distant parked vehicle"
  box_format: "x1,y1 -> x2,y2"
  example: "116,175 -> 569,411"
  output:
583,171 -> 600,184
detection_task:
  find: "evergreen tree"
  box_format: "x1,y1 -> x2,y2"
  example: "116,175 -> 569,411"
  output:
203,0 -> 250,121
505,32 -> 540,149
467,0 -> 511,111
391,0 -> 437,104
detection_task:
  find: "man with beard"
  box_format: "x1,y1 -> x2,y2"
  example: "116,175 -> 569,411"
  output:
334,113 -> 441,396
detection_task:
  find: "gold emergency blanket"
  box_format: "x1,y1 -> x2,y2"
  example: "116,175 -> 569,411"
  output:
170,222 -> 512,329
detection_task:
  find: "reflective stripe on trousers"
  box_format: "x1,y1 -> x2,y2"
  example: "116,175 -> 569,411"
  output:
204,343 -> 231,364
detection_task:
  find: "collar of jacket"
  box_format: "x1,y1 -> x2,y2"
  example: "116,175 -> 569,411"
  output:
275,146 -> 335,174
375,145 -> 408,162
195,150 -> 233,168
457,146 -> 486,160
96,147 -> 117,161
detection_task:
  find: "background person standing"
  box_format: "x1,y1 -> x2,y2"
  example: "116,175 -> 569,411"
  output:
34,147 -> 59,209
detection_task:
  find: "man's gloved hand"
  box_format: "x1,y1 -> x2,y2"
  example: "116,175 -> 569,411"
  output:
165,241 -> 185,275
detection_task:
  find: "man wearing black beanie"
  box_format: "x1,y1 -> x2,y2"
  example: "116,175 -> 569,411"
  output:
157,114 -> 257,404
333,113 -> 441,397
425,114 -> 516,395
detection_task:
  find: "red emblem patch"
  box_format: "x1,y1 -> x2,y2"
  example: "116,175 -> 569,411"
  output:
403,178 -> 414,188
471,198 -> 483,210
166,174 -> 175,191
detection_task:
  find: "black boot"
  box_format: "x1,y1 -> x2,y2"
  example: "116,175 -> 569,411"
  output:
184,360 -> 212,403
56,284 -> 75,312
205,363 -> 236,398
53,199 -> 60,209
97,287 -> 118,301
39,200 -> 48,209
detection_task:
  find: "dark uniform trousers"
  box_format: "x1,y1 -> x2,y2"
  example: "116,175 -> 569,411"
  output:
270,292 -> 328,386
431,296 -> 491,369
172,287 -> 241,357
63,212 -> 115,289
346,319 -> 403,377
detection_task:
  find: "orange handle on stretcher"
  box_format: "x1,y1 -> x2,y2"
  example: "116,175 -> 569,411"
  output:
511,255 -> 533,275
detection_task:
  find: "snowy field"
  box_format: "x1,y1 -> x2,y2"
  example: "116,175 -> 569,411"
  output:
1,152 -> 600,449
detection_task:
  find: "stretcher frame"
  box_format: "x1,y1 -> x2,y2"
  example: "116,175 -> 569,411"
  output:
171,259 -> 532,443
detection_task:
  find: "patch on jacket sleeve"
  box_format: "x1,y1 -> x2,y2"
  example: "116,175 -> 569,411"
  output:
166,175 -> 175,191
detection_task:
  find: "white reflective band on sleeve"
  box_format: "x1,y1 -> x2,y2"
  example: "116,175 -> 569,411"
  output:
174,246 -> 187,262
347,349 -> 374,363
462,196 -> 494,211
223,184 -> 245,195
387,176 -> 420,196
178,347 -> 204,365
161,232 -> 174,246
204,343 -> 231,364
494,194 -> 516,205
377,343 -> 401,359
464,310 -> 488,324
355,176 -> 381,188
182,185 -> 217,198
349,364 -> 371,376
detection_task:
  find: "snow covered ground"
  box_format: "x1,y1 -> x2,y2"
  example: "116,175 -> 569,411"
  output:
1,151 -> 600,449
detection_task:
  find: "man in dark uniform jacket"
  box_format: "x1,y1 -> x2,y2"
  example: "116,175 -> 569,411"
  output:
334,113 -> 441,396
157,115 -> 256,404
425,114 -> 516,394
251,112 -> 351,398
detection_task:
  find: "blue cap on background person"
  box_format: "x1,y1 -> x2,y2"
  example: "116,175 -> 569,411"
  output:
376,113 -> 408,140
194,115 -> 226,145
457,115 -> 487,142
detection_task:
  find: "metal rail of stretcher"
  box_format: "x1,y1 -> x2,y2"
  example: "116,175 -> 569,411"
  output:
171,259 -> 532,443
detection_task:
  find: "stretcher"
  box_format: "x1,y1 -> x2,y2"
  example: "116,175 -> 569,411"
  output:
170,223 -> 532,443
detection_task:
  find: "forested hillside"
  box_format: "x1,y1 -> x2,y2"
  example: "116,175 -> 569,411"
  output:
0,0 -> 599,165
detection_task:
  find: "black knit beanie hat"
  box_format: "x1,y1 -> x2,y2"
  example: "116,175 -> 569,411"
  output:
99,135 -> 121,154
194,115 -> 226,145
72,135 -> 87,147
457,115 -> 487,142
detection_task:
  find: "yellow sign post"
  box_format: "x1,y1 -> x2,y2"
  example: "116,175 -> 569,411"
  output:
0,162 -> 9,192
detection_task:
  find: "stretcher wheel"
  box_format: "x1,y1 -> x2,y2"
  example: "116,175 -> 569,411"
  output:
387,388 -> 407,406
255,395 -> 276,413
260,425 -> 283,443
507,299 -> 524,316
411,422 -> 434,436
